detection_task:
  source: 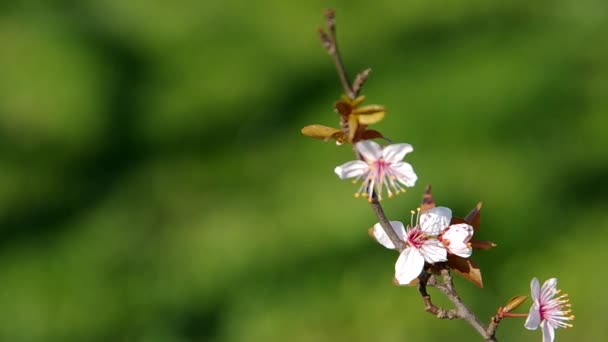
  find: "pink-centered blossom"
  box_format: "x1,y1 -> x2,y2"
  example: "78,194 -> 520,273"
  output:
422,207 -> 475,258
372,217 -> 447,285
334,140 -> 417,201
525,278 -> 574,342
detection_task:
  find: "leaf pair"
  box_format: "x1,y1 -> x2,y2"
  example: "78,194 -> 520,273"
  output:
301,95 -> 385,144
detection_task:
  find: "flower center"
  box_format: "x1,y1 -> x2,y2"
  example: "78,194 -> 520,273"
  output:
406,227 -> 426,249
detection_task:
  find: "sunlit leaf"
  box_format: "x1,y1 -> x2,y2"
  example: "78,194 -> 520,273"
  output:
356,112 -> 384,125
352,105 -> 385,115
351,95 -> 366,107
301,124 -> 342,140
347,114 -> 359,142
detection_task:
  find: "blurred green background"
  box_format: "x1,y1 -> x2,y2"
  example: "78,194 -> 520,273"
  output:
0,0 -> 606,341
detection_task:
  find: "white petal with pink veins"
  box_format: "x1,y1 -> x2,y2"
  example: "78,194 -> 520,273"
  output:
525,302 -> 541,330
419,239 -> 448,263
541,320 -> 555,342
355,140 -> 382,162
420,207 -> 452,235
394,247 -> 424,285
334,160 -> 369,179
541,278 -> 558,302
382,143 -> 413,163
372,221 -> 406,250
391,162 -> 418,187
530,277 -> 541,302
442,223 -> 473,258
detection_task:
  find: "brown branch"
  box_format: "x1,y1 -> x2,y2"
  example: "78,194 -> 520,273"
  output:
318,9 -> 356,99
369,195 -> 407,251
352,68 -> 372,95
434,269 -> 497,342
419,273 -> 460,319
486,314 -> 502,341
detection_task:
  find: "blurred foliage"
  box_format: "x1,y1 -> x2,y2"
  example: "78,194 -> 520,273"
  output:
0,0 -> 606,341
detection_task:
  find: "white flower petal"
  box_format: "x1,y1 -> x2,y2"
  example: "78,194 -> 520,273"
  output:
442,223 -> 473,258
419,207 -> 452,235
541,320 -> 556,342
391,162 -> 418,187
419,239 -> 448,263
447,244 -> 472,258
530,277 -> 541,302
541,278 -> 558,303
334,160 -> 369,179
382,143 -> 413,163
395,247 -> 425,285
524,303 -> 541,330
355,140 -> 382,162
372,221 -> 406,250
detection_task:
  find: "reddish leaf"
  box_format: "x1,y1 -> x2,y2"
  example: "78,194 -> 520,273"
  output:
420,185 -> 436,213
464,201 -> 482,232
361,129 -> 385,140
335,99 -> 353,116
447,254 -> 483,288
470,240 -> 497,250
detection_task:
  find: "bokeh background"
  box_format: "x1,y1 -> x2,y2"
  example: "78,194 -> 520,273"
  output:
0,0 -> 606,341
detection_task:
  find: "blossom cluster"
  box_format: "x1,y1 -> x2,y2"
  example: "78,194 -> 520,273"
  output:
371,207 -> 473,285
302,64 -> 574,341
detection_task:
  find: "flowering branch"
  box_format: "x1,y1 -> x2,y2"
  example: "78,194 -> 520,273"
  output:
319,9 -> 404,250
309,9 -> 574,342
318,10 -> 496,340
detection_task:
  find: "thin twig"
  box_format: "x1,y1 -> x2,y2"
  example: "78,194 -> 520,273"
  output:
352,68 -> 372,95
318,9 -> 356,99
486,314 -> 501,341
369,196 -> 407,251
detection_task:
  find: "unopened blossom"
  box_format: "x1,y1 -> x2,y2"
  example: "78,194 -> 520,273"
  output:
421,206 -> 475,258
372,214 -> 447,285
525,277 -> 574,342
334,140 -> 417,200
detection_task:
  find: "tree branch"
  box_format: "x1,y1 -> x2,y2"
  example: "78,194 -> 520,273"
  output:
434,269 -> 497,342
318,9 -> 357,99
419,273 -> 460,319
369,196 -> 407,251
